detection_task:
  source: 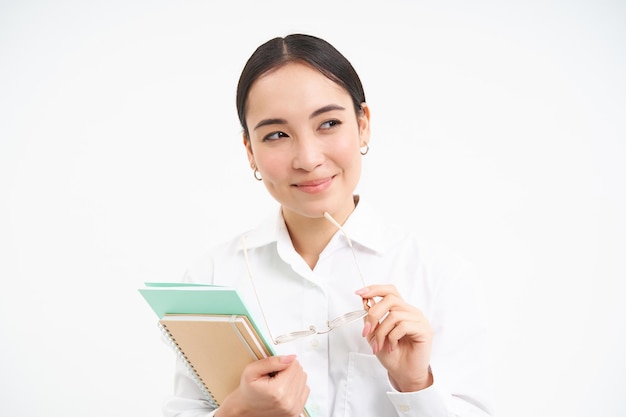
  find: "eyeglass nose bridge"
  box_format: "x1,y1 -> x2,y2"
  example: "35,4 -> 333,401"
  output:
274,309 -> 368,344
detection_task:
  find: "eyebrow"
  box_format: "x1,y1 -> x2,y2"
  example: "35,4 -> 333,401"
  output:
253,118 -> 287,131
253,104 -> 346,131
310,104 -> 346,118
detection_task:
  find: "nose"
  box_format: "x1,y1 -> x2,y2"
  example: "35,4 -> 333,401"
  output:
292,135 -> 325,171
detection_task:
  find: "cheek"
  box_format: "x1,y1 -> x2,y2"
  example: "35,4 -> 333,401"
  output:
348,154 -> 362,180
335,138 -> 362,168
255,151 -> 285,179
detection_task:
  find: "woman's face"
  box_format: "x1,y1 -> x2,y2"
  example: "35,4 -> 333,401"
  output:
244,62 -> 370,221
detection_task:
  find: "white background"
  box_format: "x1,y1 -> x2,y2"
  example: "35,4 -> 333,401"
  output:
1,1 -> 624,416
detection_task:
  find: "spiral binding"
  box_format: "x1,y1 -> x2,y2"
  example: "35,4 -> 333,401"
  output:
158,322 -> 219,408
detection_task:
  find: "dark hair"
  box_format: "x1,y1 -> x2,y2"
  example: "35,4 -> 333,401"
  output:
236,33 -> 366,138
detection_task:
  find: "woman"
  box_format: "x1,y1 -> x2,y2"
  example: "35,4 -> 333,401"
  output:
164,34 -> 494,417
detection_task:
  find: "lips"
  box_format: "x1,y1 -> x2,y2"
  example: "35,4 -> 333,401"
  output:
293,176 -> 335,193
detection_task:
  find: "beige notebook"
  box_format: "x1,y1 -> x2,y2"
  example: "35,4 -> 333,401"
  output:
159,314 -> 272,405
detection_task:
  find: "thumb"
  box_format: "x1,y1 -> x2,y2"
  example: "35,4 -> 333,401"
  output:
246,355 -> 297,380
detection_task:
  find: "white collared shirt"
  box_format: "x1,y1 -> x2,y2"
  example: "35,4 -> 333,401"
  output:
163,197 -> 495,417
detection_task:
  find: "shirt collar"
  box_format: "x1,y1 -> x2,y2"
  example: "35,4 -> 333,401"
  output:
240,195 -> 393,255
341,197 -> 391,254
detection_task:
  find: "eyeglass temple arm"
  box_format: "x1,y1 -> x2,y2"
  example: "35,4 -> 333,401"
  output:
241,235 -> 281,345
323,211 -> 373,311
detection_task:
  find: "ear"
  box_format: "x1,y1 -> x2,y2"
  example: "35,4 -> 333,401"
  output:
243,133 -> 255,168
358,102 -> 371,148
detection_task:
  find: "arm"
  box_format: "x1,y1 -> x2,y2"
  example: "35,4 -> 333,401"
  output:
163,353 -> 309,417
356,284 -> 434,392
218,355 -> 309,417
163,254 -> 310,417
162,357 -> 218,417
356,267 -> 495,416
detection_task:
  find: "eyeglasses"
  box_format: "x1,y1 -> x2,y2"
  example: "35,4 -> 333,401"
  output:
242,211 -> 371,345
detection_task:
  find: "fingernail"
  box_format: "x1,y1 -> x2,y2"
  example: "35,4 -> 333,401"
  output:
371,340 -> 378,354
362,321 -> 371,337
355,287 -> 369,295
280,354 -> 296,364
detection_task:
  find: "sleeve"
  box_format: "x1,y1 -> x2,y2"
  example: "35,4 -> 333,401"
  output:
385,379 -> 494,417
162,358 -> 218,417
386,246 -> 496,416
161,253 -> 221,417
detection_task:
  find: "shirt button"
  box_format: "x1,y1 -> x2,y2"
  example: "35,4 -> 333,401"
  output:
398,404 -> 411,412
310,339 -> 320,349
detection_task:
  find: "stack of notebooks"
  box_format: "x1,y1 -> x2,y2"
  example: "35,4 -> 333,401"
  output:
139,282 -> 310,417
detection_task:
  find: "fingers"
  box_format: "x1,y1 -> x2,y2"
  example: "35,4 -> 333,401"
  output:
235,355 -> 309,416
370,310 -> 431,353
356,284 -> 431,353
356,285 -> 393,312
356,284 -> 399,301
243,355 -> 297,381
356,285 -> 404,329
269,358 -> 309,415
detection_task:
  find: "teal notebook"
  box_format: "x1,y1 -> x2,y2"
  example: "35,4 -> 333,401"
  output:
140,282 -> 255,319
139,282 -> 276,355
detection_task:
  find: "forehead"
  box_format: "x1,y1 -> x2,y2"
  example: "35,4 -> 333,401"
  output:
246,62 -> 352,118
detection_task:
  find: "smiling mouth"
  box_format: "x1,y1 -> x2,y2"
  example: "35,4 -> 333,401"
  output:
293,175 -> 335,191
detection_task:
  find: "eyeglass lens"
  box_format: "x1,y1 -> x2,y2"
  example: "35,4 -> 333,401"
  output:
274,309 -> 368,344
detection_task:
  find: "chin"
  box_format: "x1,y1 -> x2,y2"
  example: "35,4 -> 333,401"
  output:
281,201 -> 331,220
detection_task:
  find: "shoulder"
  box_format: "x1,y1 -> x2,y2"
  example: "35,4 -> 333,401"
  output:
182,209 -> 281,284
353,198 -> 468,273
182,234 -> 246,284
356,201 -> 478,294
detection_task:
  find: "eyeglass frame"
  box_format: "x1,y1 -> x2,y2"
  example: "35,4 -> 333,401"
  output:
241,211 -> 372,345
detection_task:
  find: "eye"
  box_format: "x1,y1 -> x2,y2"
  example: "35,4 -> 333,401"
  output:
319,119 -> 342,130
263,131 -> 289,141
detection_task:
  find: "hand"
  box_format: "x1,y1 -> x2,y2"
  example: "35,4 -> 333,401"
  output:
218,355 -> 310,417
356,284 -> 433,392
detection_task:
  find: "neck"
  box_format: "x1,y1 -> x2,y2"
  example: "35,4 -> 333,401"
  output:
282,200 -> 356,269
